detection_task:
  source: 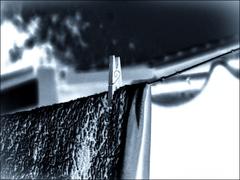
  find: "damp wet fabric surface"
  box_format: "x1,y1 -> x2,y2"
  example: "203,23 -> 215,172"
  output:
0,83 -> 151,179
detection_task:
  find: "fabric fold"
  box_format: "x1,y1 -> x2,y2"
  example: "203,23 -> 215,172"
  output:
118,84 -> 151,179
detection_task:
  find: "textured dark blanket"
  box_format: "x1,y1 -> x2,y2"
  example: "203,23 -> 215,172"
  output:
0,83 -> 151,179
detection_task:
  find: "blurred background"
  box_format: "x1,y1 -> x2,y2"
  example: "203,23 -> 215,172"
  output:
0,1 -> 239,113
1,1 -> 239,179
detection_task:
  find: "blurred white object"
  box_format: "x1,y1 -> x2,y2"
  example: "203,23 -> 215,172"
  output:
150,65 -> 239,179
37,65 -> 58,106
227,58 -> 240,70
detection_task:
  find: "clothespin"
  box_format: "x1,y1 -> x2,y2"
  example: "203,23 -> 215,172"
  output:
108,55 -> 122,107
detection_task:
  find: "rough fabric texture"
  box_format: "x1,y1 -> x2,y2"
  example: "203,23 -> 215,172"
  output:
0,83 -> 148,179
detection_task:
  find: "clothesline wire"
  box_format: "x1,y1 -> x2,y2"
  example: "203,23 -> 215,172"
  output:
143,47 -> 239,86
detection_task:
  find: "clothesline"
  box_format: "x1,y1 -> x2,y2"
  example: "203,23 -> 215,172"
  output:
108,43 -> 239,92
147,46 -> 239,85
106,42 -> 240,106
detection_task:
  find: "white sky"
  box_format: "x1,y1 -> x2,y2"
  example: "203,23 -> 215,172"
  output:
1,19 -> 55,75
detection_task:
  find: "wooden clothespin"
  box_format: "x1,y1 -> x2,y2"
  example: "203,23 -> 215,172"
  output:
108,55 -> 122,107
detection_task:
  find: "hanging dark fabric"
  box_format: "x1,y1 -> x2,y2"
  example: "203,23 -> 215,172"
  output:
0,83 -> 151,179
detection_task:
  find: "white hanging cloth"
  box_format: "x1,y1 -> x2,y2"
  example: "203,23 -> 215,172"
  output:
151,65 -> 239,179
